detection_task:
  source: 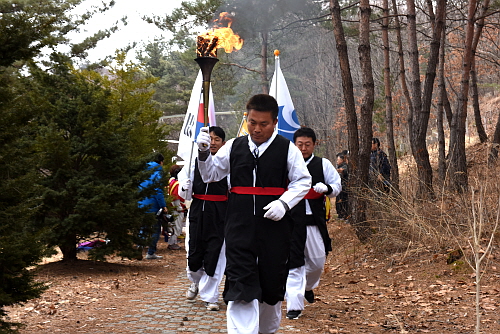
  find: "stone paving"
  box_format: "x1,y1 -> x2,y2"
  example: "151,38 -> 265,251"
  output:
101,270 -> 302,334
102,272 -> 227,334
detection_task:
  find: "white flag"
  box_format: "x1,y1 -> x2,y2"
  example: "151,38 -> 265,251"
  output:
177,70 -> 216,161
269,55 -> 300,141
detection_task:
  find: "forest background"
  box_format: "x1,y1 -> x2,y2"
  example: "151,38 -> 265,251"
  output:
2,0 -> 500,333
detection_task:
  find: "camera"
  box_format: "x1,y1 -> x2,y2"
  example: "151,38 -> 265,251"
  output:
156,209 -> 175,223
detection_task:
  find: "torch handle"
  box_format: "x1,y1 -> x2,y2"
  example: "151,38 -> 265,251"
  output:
202,80 -> 210,126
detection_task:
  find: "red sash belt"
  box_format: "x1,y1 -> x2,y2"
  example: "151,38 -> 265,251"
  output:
230,186 -> 286,196
303,188 -> 324,200
192,194 -> 228,201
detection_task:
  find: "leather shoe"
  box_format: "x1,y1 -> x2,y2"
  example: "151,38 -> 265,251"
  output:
304,290 -> 315,303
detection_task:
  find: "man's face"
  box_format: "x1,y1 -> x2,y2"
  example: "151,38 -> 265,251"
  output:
209,131 -> 225,154
336,156 -> 344,166
295,136 -> 315,160
247,109 -> 277,145
371,142 -> 378,151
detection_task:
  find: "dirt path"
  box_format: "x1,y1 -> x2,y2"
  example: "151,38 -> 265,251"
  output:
6,220 -> 500,333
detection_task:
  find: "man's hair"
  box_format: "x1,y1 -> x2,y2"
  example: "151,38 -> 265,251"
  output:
155,153 -> 164,163
209,126 -> 226,141
372,137 -> 381,147
336,152 -> 346,160
169,164 -> 182,178
246,94 -> 279,120
293,127 -> 317,143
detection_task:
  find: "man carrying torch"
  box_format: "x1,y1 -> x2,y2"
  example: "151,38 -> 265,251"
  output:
196,94 -> 311,334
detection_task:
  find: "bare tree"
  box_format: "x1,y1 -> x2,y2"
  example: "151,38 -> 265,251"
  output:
406,0 -> 446,199
448,0 -> 477,192
437,25 -> 447,181
330,0 -> 372,241
488,112 -> 500,166
382,0 -> 399,192
470,0 -> 491,143
357,0 -> 375,189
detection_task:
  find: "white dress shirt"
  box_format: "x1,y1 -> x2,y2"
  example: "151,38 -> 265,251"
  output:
304,154 -> 342,215
197,131 -> 311,210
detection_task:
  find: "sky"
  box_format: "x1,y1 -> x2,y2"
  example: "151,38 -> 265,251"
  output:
70,0 -> 185,62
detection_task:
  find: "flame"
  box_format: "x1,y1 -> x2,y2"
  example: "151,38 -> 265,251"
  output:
197,12 -> 244,58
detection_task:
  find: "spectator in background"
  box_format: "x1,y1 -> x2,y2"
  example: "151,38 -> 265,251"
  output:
167,164 -> 185,250
370,137 -> 391,193
138,153 -> 167,260
335,151 -> 349,220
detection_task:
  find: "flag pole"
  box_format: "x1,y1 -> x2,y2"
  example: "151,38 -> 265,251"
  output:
274,49 -> 280,98
237,112 -> 248,137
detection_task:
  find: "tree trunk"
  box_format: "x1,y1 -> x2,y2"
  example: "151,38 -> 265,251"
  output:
471,0 -> 490,144
407,0 -> 445,199
260,31 -> 269,94
392,0 -> 413,147
357,0 -> 374,241
488,111 -> 500,166
406,0 -> 422,158
437,24 -> 447,181
448,0 -> 477,192
60,232 -> 78,261
382,0 -> 399,192
330,0 -> 370,242
443,82 -> 454,129
471,64 -> 488,143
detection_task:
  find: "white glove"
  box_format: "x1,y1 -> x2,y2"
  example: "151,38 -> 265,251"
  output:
196,127 -> 210,151
178,179 -> 192,201
180,179 -> 192,191
313,182 -> 328,194
263,200 -> 287,221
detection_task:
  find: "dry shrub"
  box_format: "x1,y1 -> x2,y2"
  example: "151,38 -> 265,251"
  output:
364,144 -> 500,259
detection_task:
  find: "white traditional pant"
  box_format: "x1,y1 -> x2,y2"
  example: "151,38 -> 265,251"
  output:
285,225 -> 325,311
185,216 -> 226,304
227,300 -> 281,334
285,266 -> 306,312
169,199 -> 184,245
304,225 -> 326,291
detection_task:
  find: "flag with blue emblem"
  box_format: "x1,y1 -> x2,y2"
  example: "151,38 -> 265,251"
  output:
269,51 -> 300,141
177,70 -> 216,161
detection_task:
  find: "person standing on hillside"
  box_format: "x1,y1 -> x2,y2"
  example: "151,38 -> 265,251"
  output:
138,153 -> 168,260
285,127 -> 342,320
370,137 -> 391,193
196,94 -> 311,334
178,126 -> 228,311
335,151 -> 349,220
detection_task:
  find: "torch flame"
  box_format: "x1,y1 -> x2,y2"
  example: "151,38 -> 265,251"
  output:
197,12 -> 244,58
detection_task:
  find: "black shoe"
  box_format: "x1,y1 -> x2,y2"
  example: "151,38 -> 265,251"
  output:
304,290 -> 315,303
286,310 -> 302,319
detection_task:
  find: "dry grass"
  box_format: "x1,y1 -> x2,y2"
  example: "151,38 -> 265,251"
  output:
364,142 -> 500,262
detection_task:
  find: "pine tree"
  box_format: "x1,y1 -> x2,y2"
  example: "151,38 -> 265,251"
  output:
26,53 -> 170,262
0,0 -> 109,330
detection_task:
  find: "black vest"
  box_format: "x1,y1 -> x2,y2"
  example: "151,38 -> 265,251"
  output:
290,155 -> 332,255
229,135 -> 289,216
192,158 -> 228,198
306,156 -> 326,225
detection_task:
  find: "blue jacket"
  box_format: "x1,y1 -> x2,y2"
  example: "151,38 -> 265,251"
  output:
138,162 -> 167,213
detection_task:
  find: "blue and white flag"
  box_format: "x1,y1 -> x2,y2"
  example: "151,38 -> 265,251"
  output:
177,70 -> 216,162
269,54 -> 300,141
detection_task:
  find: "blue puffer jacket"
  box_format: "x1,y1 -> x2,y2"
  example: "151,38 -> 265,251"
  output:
138,162 -> 167,213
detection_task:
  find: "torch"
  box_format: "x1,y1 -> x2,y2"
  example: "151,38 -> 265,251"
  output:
195,40 -> 219,127
195,12 -> 243,126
